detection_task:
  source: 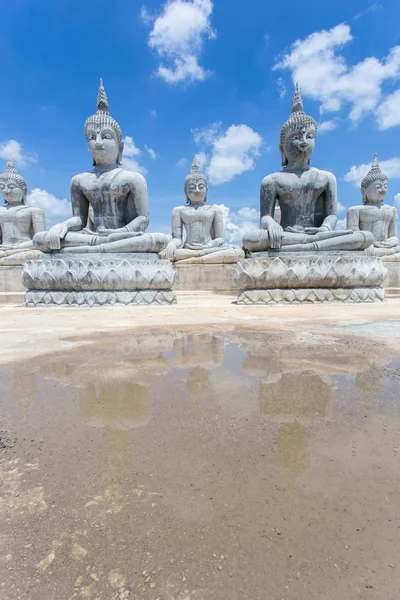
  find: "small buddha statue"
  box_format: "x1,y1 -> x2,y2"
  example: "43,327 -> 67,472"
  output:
33,79 -> 168,254
0,158 -> 46,265
161,156 -> 244,264
242,85 -> 373,252
347,154 -> 400,256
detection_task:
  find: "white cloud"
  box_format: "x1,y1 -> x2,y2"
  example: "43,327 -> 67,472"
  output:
376,89 -> 400,130
276,77 -> 287,99
145,145 -> 157,160
318,120 -> 338,134
142,0 -> 216,84
337,201 -> 346,213
27,188 -> 71,227
176,157 -> 187,168
273,23 -> 400,125
121,136 -> 147,175
354,2 -> 381,21
335,218 -> 347,230
0,140 -> 38,168
221,204 -> 260,245
345,157 -> 400,187
193,123 -> 263,185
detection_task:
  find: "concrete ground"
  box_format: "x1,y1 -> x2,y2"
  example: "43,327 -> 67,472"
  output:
1,294 -> 400,600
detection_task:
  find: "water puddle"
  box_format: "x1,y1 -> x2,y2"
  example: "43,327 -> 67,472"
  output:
0,328 -> 399,599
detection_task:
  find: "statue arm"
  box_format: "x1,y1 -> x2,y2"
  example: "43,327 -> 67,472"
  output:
209,207 -> 224,247
321,173 -> 337,231
171,207 -> 184,248
346,207 -> 360,231
124,174 -> 149,233
31,209 -> 47,235
260,177 -> 283,249
386,208 -> 399,246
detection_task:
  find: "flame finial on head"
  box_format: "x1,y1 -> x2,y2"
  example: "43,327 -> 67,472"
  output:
292,83 -> 303,113
0,156 -> 28,199
361,153 -> 388,192
84,78 -> 122,143
97,78 -> 109,112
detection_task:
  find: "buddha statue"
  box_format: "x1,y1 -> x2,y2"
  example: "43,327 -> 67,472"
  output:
161,156 -> 244,264
0,158 -> 46,264
347,154 -> 400,256
33,79 -> 168,254
242,84 -> 373,253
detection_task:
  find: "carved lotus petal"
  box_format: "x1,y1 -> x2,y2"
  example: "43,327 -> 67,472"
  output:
80,269 -> 101,290
102,268 -> 123,289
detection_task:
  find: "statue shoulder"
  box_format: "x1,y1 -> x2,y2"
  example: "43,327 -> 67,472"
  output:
70,173 -> 85,188
347,205 -> 362,214
122,170 -> 148,188
172,205 -> 186,214
261,173 -> 278,186
28,206 -> 45,215
317,169 -> 337,185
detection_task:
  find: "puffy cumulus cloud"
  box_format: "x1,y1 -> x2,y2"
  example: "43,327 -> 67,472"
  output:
27,189 -> 71,227
318,120 -> 338,134
0,140 -> 38,168
376,90 -> 400,130
121,136 -> 147,175
220,204 -> 260,246
195,151 -> 207,171
274,23 -> 400,125
193,123 -> 263,185
335,218 -> 347,230
142,0 -> 216,84
345,157 -> 400,187
337,201 -> 346,214
145,145 -> 157,160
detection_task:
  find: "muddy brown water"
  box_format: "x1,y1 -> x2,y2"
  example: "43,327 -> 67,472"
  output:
0,327 -> 400,600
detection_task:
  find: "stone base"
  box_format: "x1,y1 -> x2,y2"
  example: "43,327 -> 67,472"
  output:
235,252 -> 387,304
383,256 -> 400,293
22,253 -> 176,307
237,287 -> 385,305
25,290 -> 177,307
172,263 -> 236,292
0,265 -> 24,292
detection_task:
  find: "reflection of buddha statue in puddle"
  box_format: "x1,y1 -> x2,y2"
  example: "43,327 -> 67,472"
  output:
242,85 -> 373,253
161,157 -> 244,264
347,154 -> 400,256
173,333 -> 224,411
0,159 -> 46,265
33,80 -> 168,254
243,351 -> 332,479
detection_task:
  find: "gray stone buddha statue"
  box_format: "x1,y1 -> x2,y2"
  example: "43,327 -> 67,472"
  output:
0,158 -> 46,264
242,85 -> 373,253
33,79 -> 168,254
161,156 -> 243,264
347,154 -> 400,256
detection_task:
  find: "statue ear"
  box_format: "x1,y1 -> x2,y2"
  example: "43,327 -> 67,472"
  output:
118,141 -> 124,166
279,144 -> 287,167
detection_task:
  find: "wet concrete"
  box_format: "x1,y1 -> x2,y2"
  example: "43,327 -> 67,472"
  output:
1,320 -> 400,599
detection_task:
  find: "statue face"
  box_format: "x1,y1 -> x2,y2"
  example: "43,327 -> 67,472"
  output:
0,180 -> 25,205
87,126 -> 120,166
185,179 -> 208,204
282,125 -> 316,165
364,179 -> 388,204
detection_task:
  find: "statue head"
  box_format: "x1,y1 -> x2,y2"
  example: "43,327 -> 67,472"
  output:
0,157 -> 27,205
84,79 -> 124,167
361,154 -> 388,205
279,84 -> 317,168
184,156 -> 208,205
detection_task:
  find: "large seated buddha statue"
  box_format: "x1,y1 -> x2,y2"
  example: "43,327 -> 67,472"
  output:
161,157 -> 243,264
347,154 -> 400,256
33,80 -> 168,255
0,159 -> 46,265
242,85 -> 373,253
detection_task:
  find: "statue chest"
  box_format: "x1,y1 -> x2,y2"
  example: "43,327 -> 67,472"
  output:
0,208 -> 31,242
83,182 -> 130,211
359,207 -> 393,238
181,208 -> 214,229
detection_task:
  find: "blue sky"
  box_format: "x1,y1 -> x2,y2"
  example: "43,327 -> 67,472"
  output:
2,0 -> 400,240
